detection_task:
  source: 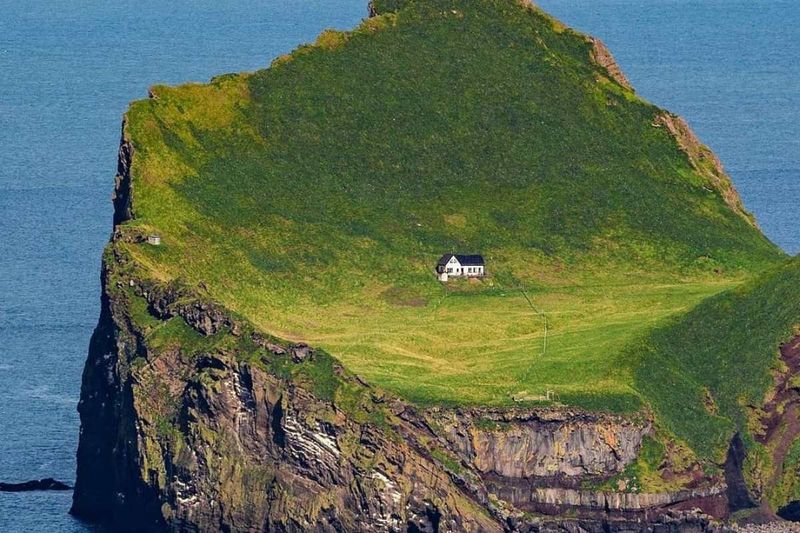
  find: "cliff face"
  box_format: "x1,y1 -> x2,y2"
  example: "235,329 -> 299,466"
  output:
71,251 -> 165,529
70,135 -> 728,529
433,409 -> 648,480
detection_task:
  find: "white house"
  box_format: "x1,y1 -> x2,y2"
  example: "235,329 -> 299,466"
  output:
436,254 -> 485,282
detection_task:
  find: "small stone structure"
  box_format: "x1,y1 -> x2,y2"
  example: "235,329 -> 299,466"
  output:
146,235 -> 161,246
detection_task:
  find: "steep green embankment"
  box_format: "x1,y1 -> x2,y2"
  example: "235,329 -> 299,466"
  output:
633,256 -> 800,461
114,0 -> 792,471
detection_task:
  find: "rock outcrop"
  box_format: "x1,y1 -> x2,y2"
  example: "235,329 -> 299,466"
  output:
0,478 -> 72,492
432,409 -> 648,480
588,37 -> 633,91
654,112 -> 754,225
584,20 -> 754,229
579,15 -> 755,230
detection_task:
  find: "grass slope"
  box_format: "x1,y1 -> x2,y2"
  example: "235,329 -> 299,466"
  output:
633,256 -> 800,461
120,0 -> 785,427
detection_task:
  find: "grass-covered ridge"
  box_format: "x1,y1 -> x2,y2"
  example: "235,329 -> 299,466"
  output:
120,0 -> 786,419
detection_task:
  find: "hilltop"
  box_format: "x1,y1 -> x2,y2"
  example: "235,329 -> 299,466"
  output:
118,0 -> 781,413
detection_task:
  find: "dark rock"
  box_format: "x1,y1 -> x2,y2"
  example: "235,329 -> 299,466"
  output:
267,342 -> 286,355
778,500 -> 800,522
111,122 -> 134,226
0,478 -> 72,492
290,342 -> 311,363
725,432 -> 757,511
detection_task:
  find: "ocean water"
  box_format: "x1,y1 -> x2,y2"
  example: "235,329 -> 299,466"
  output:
0,2 -> 367,531
0,1 -> 797,531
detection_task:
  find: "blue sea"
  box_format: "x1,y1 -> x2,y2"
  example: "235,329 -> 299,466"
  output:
0,1 -> 797,531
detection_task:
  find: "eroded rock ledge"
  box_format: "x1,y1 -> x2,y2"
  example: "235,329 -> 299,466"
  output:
431,408 -> 649,480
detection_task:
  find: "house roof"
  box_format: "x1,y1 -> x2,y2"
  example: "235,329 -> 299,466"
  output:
457,254 -> 485,266
437,254 -> 455,266
437,254 -> 485,267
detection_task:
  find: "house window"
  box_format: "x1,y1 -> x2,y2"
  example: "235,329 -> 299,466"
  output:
447,267 -> 453,273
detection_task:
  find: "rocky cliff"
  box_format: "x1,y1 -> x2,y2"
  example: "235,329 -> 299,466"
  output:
432,409 -> 648,480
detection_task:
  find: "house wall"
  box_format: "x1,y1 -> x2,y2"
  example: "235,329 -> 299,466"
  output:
466,265 -> 484,276
443,258 -> 484,277
444,257 -> 462,275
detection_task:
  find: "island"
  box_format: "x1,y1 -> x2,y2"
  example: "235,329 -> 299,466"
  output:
71,0 -> 800,531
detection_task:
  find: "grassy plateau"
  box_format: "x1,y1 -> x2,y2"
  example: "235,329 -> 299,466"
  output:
116,0 -> 797,461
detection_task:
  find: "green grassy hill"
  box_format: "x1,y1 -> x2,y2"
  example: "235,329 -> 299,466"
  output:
119,0 -> 787,428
